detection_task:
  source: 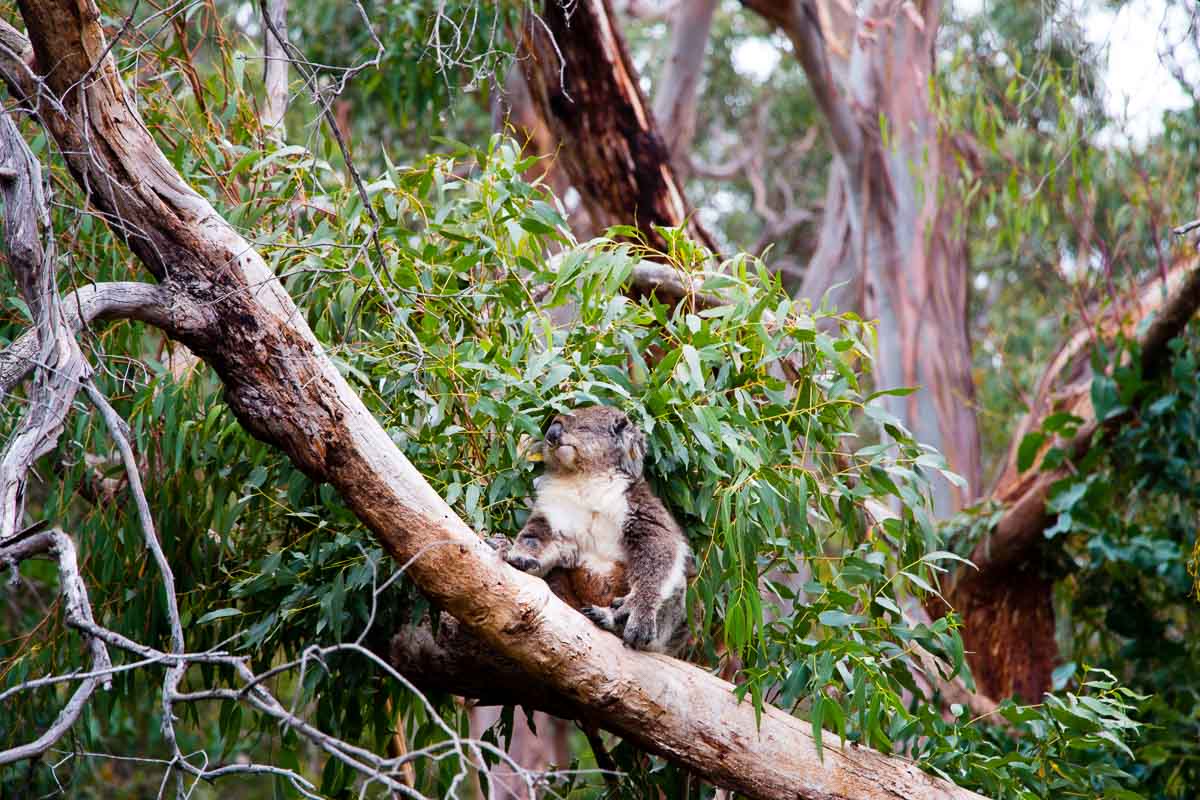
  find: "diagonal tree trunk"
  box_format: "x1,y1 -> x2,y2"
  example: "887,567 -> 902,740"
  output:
0,3 -> 987,798
943,254 -> 1200,699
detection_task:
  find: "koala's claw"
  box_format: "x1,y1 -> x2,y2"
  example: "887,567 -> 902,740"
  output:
506,555 -> 541,573
580,605 -> 615,631
581,603 -> 631,635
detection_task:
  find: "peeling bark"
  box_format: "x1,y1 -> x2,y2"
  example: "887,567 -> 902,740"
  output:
0,3 -> 988,798
519,0 -> 718,254
744,0 -> 981,515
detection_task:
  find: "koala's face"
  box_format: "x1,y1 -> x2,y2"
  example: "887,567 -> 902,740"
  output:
541,406 -> 645,478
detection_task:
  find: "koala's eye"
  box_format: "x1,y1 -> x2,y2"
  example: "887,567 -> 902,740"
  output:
613,417 -> 628,434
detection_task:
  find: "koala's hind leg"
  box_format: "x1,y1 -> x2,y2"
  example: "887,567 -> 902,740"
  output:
621,533 -> 690,653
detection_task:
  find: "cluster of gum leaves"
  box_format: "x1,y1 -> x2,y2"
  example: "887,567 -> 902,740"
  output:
0,132 -> 1143,799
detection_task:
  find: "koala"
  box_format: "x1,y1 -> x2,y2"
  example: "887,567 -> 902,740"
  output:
504,405 -> 693,654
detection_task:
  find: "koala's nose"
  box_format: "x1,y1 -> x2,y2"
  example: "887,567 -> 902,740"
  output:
545,422 -> 563,446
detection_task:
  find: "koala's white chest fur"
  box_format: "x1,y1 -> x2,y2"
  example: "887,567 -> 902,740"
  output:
533,472 -> 629,574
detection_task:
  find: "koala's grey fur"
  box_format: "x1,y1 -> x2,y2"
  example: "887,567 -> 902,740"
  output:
505,406 -> 693,654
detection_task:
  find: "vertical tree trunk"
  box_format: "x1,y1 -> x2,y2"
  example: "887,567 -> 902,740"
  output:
262,0 -> 288,137
518,0 -> 717,254
748,0 -> 981,514
653,0 -> 720,177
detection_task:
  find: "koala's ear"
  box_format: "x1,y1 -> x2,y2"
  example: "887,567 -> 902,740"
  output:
619,425 -> 646,477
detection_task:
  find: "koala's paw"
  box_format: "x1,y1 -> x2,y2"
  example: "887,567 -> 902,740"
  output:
622,612 -> 657,651
485,536 -> 510,555
506,554 -> 541,574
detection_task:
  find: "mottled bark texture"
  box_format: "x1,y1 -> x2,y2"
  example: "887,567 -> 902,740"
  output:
519,0 -> 718,255
744,0 -> 981,516
0,2 -> 988,798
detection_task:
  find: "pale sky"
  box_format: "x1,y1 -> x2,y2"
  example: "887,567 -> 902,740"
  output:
1080,0 -> 1196,142
731,0 -> 1197,144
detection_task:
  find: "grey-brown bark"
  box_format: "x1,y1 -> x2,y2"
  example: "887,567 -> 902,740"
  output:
0,2 -> 989,798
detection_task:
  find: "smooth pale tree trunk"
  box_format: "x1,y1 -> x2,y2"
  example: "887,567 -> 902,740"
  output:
653,0 -> 720,178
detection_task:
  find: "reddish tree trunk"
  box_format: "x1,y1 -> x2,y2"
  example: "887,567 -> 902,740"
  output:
518,0 -> 717,254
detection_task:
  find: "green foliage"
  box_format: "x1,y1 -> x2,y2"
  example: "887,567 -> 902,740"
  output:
3,122 -> 1149,796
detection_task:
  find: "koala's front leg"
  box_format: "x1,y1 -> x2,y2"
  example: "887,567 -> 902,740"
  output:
581,595 -> 629,635
505,513 -> 566,577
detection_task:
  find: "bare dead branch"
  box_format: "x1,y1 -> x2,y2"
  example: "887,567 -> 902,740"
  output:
0,106 -> 89,543
0,529 -> 112,766
0,281 -> 179,396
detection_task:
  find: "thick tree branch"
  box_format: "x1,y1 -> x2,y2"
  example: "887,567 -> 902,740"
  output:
0,105 -> 91,543
739,0 -> 862,167
0,4 -> 988,797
